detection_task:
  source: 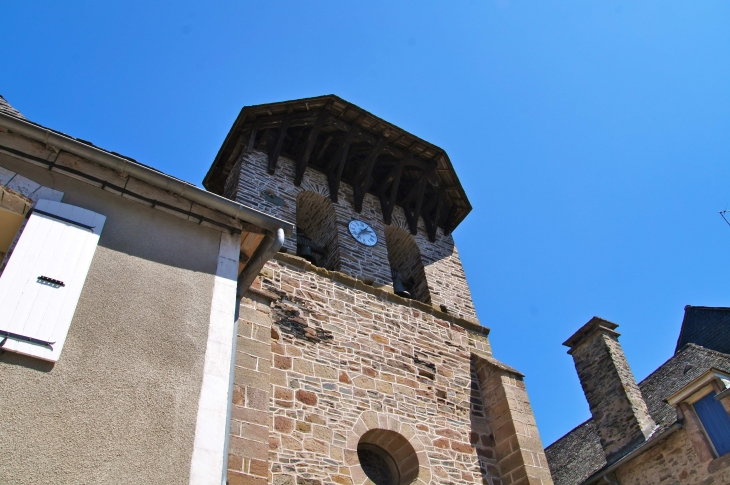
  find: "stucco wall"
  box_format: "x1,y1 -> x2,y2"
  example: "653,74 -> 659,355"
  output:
0,152 -> 223,484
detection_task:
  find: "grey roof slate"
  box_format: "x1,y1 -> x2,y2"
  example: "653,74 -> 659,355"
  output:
676,305 -> 730,355
0,95 -> 25,119
545,343 -> 730,485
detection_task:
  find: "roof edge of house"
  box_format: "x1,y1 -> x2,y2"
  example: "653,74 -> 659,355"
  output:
0,111 -> 293,236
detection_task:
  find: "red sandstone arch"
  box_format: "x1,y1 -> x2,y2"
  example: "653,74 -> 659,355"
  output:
383,225 -> 430,304
346,411 -> 431,485
296,190 -> 341,270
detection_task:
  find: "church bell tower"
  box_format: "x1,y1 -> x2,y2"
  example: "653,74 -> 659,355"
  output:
204,95 -> 554,485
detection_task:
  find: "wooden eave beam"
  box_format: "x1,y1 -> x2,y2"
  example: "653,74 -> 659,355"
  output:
327,124 -> 360,203
401,171 -> 430,235
410,174 -> 430,234
267,116 -> 291,174
379,155 -> 410,224
246,119 -> 262,153
294,109 -> 328,186
422,184 -> 445,242
353,137 -> 387,212
442,205 -> 458,235
218,105 -> 468,232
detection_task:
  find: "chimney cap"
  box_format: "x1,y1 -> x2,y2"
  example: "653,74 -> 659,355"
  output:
563,316 -> 621,352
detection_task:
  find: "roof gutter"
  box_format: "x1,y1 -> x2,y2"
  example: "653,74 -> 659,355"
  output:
0,112 -> 293,237
583,422 -> 683,485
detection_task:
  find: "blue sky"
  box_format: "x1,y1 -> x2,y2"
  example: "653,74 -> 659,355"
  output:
2,2 -> 729,445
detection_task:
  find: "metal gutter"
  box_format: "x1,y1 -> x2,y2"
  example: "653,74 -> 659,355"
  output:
219,227 -> 284,485
582,422 -> 683,485
0,112 -> 293,237
236,228 -> 285,297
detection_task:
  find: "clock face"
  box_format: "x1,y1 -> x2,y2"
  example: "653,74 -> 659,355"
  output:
348,220 -> 378,247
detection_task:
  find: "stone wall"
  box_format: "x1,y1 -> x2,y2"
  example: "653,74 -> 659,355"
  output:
225,149 -> 476,320
227,253 -> 552,485
472,355 -> 553,485
565,319 -> 656,464
614,404 -> 730,485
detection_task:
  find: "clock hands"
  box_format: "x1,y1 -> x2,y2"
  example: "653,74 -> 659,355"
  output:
349,220 -> 377,246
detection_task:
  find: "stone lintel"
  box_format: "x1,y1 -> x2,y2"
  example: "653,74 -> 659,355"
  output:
563,316 -> 621,354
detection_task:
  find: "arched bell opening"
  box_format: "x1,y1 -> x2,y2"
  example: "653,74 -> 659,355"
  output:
357,429 -> 420,485
384,226 -> 430,304
296,191 -> 340,271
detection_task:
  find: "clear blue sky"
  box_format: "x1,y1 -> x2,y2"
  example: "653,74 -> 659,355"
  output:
2,2 -> 729,445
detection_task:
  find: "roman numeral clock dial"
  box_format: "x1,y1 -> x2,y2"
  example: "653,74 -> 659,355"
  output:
348,220 -> 378,247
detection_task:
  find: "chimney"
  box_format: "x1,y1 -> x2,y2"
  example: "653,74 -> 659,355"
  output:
564,317 -> 656,464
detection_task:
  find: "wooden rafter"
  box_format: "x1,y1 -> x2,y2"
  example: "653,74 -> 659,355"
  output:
294,109 -> 328,186
327,125 -> 359,203
353,137 -> 388,212
267,117 -> 291,174
205,96 -> 473,237
379,156 -> 409,224
402,171 -> 431,235
422,184 -> 445,242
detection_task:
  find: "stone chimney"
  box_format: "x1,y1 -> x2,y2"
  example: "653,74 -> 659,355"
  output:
564,317 -> 656,464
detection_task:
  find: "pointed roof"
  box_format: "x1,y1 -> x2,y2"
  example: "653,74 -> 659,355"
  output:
675,305 -> 730,354
204,95 -> 472,239
0,95 -> 25,120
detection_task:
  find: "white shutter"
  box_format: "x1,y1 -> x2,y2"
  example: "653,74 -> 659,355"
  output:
0,200 -> 105,362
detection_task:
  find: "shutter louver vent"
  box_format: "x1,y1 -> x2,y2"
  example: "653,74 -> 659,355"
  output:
0,200 -> 105,362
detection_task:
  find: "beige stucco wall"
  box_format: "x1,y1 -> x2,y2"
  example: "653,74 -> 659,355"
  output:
0,152 -> 223,484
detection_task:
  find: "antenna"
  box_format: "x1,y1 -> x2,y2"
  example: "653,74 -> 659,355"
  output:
720,207 -> 730,228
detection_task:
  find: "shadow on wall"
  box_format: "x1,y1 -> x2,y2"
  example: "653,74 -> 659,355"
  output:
296,191 -> 341,271
0,351 -> 54,373
469,356 -> 500,483
384,225 -> 431,304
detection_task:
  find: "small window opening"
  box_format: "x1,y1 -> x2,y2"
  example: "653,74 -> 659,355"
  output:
384,226 -> 430,303
357,429 -> 419,485
296,191 -> 340,270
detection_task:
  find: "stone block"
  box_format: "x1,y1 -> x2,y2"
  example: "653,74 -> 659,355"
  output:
295,389 -> 318,406
229,436 -> 269,461
228,471 -> 267,485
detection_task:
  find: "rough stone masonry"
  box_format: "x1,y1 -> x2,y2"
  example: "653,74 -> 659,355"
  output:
224,150 -> 554,485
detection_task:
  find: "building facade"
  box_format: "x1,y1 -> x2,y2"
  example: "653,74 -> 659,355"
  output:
0,95 -> 292,484
546,307 -> 730,485
204,96 -> 554,485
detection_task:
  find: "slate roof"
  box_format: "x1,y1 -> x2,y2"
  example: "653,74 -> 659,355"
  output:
676,305 -> 730,355
0,95 -> 25,119
545,343 -> 730,485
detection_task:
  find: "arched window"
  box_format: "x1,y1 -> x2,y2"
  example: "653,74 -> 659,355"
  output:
296,191 -> 340,271
384,226 -> 430,303
357,429 -> 419,485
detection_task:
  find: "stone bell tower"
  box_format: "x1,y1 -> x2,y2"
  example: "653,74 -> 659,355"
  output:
204,95 -> 553,485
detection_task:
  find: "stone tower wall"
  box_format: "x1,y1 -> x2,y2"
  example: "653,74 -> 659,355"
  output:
227,254 -> 552,485
225,149 -> 476,320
